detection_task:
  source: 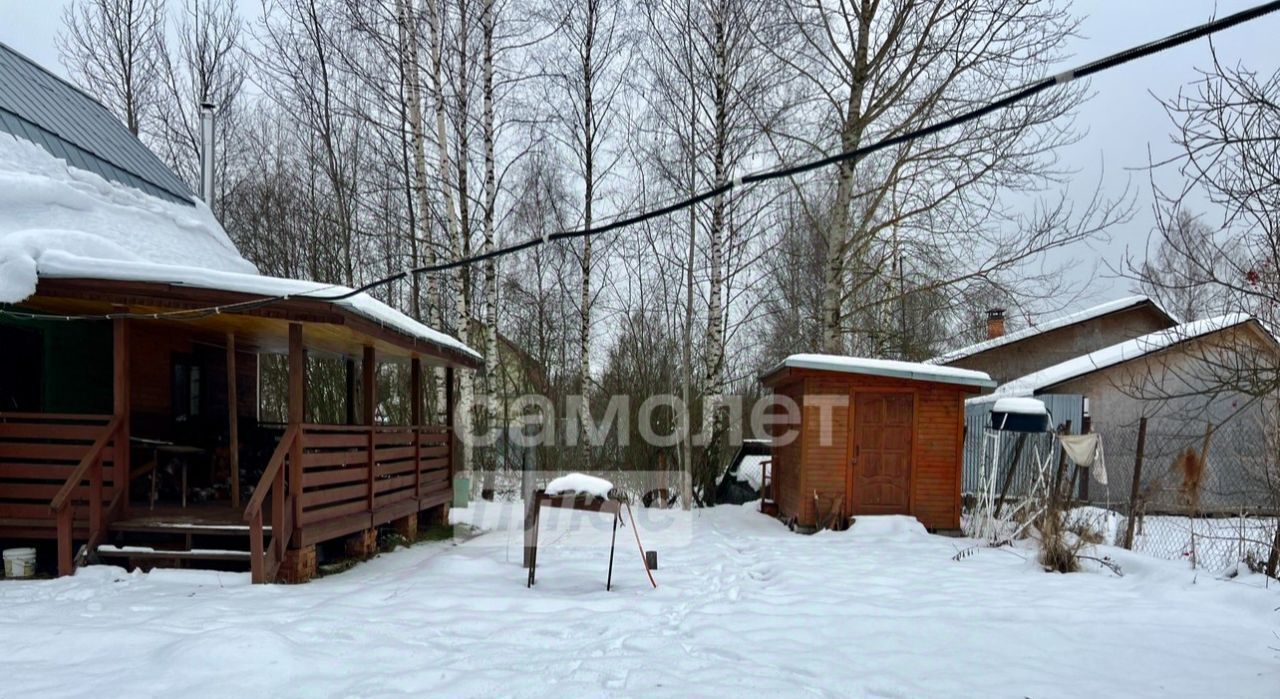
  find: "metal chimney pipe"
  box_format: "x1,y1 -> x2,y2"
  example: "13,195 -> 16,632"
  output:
199,101 -> 216,211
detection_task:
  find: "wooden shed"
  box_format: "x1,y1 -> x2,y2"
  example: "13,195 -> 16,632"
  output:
760,354 -> 994,532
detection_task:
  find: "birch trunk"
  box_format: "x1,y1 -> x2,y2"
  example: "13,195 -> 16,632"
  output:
428,0 -> 471,473
482,0 -> 500,450
820,2 -> 872,354
700,6 -> 731,499
576,0 -> 599,467
396,0 -> 444,420
678,0 -> 696,511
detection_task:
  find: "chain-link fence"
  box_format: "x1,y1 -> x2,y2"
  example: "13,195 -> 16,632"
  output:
1099,415 -> 1280,573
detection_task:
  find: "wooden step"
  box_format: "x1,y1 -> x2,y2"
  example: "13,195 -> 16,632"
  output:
95,545 -> 251,562
109,520 -> 268,537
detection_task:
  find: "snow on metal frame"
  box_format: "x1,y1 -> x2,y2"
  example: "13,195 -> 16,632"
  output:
962,394 -> 1084,497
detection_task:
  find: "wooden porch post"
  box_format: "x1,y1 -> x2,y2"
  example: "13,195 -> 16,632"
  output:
345,358 -> 357,425
445,366 -> 457,484
411,357 -> 422,498
410,357 -> 422,427
288,323 -> 305,535
113,318 -> 130,518
226,332 -> 240,510
363,346 -> 376,512
362,346 -> 376,426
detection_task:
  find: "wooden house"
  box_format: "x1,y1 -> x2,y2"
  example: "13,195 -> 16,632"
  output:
0,43 -> 480,582
761,355 -> 994,531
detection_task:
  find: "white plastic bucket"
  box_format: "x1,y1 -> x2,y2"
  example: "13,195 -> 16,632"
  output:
3,547 -> 37,578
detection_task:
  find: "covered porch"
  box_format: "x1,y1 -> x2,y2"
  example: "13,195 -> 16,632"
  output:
0,277 -> 477,583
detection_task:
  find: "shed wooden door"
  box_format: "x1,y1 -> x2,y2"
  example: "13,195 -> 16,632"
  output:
850,392 -> 914,514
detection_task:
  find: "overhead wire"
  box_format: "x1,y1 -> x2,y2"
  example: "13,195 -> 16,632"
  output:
4,0 -> 1278,323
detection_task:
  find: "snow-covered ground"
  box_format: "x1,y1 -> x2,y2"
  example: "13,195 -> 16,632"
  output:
1,503 -> 1276,698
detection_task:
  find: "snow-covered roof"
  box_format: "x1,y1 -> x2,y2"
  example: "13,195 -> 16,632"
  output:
981,314 -> 1259,400
0,132 -> 479,361
766,353 -> 996,389
927,296 -> 1177,366
35,254 -> 480,360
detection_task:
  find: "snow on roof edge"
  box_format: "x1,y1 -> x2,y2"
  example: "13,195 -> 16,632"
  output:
926,296 -> 1177,366
33,252 -> 481,361
974,313 -> 1260,402
765,353 -> 996,389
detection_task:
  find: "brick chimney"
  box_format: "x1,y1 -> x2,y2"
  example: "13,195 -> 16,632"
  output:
986,308 -> 1006,339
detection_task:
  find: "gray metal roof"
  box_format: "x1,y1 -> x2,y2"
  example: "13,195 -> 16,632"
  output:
0,41 -> 194,205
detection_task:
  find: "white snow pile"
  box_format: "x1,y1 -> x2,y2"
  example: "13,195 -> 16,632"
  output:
991,397 -> 1048,415
0,133 -> 254,302
545,473 -> 615,499
772,353 -> 994,388
2,501 -> 1278,697
846,514 -> 929,539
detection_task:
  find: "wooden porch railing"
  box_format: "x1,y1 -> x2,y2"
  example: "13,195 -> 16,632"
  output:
49,416 -> 124,575
243,423 -> 451,583
0,412 -> 123,575
297,424 -> 451,528
244,425 -> 299,584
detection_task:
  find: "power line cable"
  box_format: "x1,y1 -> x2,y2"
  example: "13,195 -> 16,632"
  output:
310,0 -> 1280,301
5,0 -> 1279,324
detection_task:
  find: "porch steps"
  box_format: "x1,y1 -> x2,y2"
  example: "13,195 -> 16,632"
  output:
95,517 -> 258,572
95,544 -> 251,563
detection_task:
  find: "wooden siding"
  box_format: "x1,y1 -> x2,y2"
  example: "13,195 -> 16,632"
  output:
766,368 -> 972,531
797,375 -> 852,526
127,322 -> 258,441
767,381 -> 805,524
912,385 -> 963,530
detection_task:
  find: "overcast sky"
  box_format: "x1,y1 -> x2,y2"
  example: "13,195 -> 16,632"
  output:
0,0 -> 1273,314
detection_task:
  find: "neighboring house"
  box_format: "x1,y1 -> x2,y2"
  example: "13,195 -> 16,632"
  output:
0,43 -> 480,582
929,297 -> 1178,385
968,313 -> 1280,512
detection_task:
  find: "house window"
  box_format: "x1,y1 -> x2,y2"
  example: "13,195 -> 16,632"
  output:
172,355 -> 203,422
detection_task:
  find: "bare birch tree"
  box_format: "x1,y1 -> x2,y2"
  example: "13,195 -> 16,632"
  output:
546,0 -> 631,464
58,0 -> 167,137
768,0 -> 1100,353
154,0 -> 248,204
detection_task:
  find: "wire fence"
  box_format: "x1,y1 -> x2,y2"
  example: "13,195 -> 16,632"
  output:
964,405 -> 1280,576
1099,415 -> 1279,573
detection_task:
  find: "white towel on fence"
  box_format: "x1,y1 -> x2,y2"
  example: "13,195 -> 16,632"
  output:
1059,433 -> 1107,485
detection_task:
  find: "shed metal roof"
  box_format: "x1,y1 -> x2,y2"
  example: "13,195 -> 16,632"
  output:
0,41 -> 194,205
